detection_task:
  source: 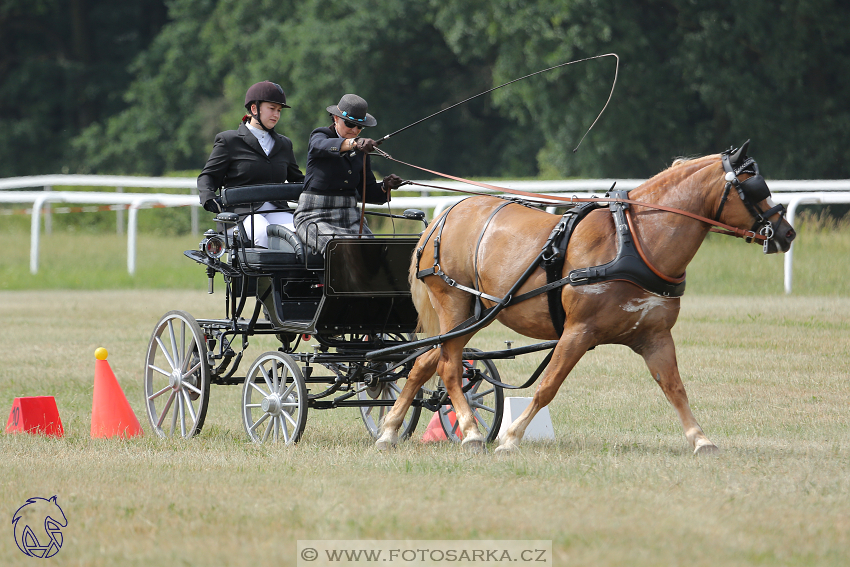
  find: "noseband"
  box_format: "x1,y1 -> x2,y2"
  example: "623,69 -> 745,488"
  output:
715,147 -> 786,252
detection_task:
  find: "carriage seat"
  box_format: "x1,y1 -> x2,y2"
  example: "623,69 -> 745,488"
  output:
220,183 -> 305,210
265,224 -> 324,270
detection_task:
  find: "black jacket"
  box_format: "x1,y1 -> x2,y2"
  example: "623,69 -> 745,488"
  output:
303,126 -> 388,204
197,122 -> 304,210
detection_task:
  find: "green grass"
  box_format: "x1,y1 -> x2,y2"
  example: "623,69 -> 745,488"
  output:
1,292 -> 849,566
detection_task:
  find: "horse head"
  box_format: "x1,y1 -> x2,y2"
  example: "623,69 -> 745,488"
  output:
715,140 -> 796,253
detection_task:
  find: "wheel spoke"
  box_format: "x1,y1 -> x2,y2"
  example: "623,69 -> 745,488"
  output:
280,415 -> 291,443
471,401 -> 495,413
472,408 -> 490,427
183,360 -> 202,382
182,380 -> 203,396
148,384 -> 171,401
181,389 -> 197,424
389,382 -> 403,395
250,380 -> 270,397
169,391 -> 179,436
259,364 -> 274,393
167,320 -> 181,370
178,394 -> 187,437
279,380 -> 296,400
250,412 -> 270,433
148,363 -> 172,379
155,336 -> 177,371
156,390 -> 176,428
245,403 -> 262,408
282,410 -> 298,429
261,417 -> 273,443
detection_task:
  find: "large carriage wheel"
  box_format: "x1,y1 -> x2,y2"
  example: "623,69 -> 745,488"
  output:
438,349 -> 504,443
357,362 -> 422,441
242,352 -> 308,444
144,310 -> 211,438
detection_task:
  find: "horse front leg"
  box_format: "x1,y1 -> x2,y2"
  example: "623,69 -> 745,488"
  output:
495,328 -> 593,454
638,332 -> 718,454
375,347 -> 440,451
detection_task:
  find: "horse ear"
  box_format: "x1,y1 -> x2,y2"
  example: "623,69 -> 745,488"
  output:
730,139 -> 750,165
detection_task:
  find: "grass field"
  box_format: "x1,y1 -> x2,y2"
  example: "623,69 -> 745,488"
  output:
0,216 -> 848,565
1,289 -> 848,566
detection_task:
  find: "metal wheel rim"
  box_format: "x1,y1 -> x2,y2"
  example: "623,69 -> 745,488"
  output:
144,311 -> 210,439
242,352 -> 307,445
438,351 -> 504,443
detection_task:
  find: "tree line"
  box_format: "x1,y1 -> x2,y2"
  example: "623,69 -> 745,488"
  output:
3,0 -> 848,182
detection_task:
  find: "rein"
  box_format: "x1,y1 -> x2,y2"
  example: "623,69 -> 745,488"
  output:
374,149 -> 768,243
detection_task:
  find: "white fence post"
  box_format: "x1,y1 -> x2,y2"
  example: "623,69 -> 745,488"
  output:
116,187 -> 124,235
43,185 -> 52,235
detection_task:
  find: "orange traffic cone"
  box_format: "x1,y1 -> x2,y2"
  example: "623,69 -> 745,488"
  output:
91,348 -> 143,439
421,412 -> 447,442
5,396 -> 64,437
421,409 -> 464,442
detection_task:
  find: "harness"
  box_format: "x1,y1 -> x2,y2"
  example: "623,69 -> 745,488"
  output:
415,190 -> 685,336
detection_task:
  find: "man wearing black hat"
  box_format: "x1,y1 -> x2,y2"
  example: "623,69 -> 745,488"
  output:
198,81 -> 304,247
294,93 -> 403,253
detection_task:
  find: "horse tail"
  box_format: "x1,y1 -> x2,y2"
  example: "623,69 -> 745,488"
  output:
409,249 -> 440,337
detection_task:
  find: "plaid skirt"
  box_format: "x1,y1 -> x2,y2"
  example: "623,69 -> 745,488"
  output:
294,192 -> 372,253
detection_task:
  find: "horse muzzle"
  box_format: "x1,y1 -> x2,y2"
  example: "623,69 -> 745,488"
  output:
763,218 -> 796,254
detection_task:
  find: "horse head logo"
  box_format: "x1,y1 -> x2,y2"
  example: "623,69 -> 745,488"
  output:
12,496 -> 67,558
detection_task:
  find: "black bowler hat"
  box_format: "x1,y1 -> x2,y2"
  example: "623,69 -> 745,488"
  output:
327,94 -> 377,127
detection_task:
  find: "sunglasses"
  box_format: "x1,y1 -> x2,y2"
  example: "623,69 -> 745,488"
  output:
343,120 -> 365,130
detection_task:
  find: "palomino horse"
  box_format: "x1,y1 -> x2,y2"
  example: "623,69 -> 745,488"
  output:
376,143 -> 796,454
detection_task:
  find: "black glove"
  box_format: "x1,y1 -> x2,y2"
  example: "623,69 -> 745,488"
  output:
355,138 -> 378,153
382,174 -> 403,191
203,197 -> 223,213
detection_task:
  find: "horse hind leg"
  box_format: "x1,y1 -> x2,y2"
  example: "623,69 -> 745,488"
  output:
639,333 -> 718,455
375,347 -> 440,451
439,338 -> 487,453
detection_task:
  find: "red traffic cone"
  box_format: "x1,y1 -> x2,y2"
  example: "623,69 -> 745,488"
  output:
91,348 -> 143,439
5,396 -> 64,437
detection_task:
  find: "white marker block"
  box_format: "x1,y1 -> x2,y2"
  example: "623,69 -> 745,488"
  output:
497,397 -> 555,441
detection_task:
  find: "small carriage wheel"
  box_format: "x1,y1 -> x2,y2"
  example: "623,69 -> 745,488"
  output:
438,348 -> 504,443
144,310 -> 211,438
242,352 -> 308,445
357,362 -> 422,441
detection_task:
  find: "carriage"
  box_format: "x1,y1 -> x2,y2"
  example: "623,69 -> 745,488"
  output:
141,182 -> 508,444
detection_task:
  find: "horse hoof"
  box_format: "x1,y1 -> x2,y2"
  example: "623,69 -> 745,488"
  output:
375,439 -> 395,452
461,438 -> 486,454
694,442 -> 720,456
494,442 -> 518,455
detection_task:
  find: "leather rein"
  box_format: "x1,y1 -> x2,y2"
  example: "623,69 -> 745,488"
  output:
373,148 -> 769,244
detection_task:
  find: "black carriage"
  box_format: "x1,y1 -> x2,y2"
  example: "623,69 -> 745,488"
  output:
142,183 -> 505,444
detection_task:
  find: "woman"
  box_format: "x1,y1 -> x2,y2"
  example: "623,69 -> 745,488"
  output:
294,93 -> 402,253
197,81 -> 304,247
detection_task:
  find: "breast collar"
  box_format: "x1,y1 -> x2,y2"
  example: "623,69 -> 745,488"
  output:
564,189 -> 686,298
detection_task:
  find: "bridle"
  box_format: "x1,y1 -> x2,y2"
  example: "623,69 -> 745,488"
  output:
716,143 -> 786,251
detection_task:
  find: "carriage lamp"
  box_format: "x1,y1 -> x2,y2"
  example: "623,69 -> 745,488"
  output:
200,230 -> 226,259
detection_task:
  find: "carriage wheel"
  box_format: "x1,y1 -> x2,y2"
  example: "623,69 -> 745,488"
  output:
438,349 -> 504,443
357,362 -> 422,441
144,310 -> 211,438
242,352 -> 308,444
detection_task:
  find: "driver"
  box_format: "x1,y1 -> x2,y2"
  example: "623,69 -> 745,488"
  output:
293,94 -> 403,253
198,81 -> 304,247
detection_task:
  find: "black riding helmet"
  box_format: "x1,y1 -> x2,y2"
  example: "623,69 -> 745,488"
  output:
244,81 -> 290,132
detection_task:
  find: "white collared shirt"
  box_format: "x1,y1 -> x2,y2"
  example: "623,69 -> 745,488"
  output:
245,122 -> 275,155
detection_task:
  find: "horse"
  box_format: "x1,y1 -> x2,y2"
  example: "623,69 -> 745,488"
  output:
375,142 -> 796,454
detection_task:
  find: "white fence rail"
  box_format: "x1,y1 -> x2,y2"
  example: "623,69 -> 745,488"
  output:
2,175 -> 849,292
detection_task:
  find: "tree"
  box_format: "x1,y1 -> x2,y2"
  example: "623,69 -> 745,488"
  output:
0,0 -> 167,176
